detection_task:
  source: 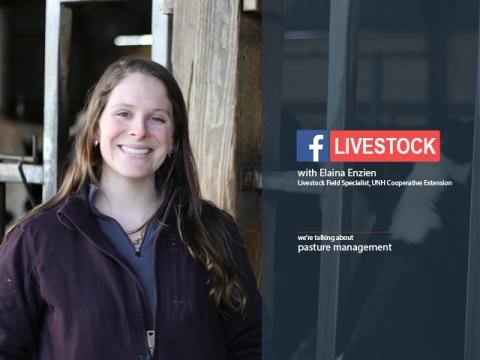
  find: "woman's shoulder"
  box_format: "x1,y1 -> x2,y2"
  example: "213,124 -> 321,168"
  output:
22,200 -> 67,228
5,196 -> 74,245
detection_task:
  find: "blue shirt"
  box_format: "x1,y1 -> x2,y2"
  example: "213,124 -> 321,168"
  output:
88,185 -> 171,319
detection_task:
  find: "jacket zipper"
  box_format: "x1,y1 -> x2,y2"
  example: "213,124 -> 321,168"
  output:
147,330 -> 155,355
65,216 -> 153,356
64,189 -> 179,359
151,189 -> 179,358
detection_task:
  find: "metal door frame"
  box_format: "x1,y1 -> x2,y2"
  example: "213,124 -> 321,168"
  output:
0,0 -> 171,234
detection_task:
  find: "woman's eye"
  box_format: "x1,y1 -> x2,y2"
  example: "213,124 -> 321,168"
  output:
116,111 -> 131,118
151,116 -> 166,123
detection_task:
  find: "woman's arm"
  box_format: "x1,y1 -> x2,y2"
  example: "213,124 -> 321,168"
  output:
0,225 -> 44,359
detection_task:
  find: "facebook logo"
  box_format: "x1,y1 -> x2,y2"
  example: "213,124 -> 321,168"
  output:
296,130 -> 329,162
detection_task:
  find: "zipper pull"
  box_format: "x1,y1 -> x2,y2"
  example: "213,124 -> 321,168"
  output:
147,330 -> 155,356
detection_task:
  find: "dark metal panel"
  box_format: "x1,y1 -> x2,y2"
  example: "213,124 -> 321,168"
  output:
316,0 -> 359,359
152,0 -> 172,69
464,4 -> 480,359
371,55 -> 382,127
262,2 -> 285,359
58,5 -> 73,183
59,7 -> 72,131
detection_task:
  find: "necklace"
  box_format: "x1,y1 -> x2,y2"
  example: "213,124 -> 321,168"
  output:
125,221 -> 150,246
121,192 -> 165,247
125,221 -> 149,235
128,229 -> 145,246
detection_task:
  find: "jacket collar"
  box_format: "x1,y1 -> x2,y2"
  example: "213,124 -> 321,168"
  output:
56,183 -> 182,250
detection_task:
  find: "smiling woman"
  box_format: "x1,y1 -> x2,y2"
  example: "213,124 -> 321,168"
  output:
0,58 -> 261,360
98,73 -> 174,182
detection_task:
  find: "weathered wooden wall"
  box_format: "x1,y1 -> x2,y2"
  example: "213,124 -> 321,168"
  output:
171,0 -> 261,274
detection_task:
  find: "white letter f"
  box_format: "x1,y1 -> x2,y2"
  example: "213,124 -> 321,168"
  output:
309,134 -> 324,162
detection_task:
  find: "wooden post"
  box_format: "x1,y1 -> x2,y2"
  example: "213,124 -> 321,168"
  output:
171,1 -> 261,272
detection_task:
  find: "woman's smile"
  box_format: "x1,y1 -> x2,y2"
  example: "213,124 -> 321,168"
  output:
118,144 -> 153,156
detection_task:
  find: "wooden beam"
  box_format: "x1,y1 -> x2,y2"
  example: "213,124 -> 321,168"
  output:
171,0 -> 261,274
172,0 -> 242,214
234,2 -> 261,276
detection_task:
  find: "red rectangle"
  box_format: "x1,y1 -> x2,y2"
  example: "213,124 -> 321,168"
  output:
329,130 -> 440,162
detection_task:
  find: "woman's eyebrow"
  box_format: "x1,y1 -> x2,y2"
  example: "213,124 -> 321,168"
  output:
151,108 -> 171,115
111,103 -> 134,109
111,103 -> 170,114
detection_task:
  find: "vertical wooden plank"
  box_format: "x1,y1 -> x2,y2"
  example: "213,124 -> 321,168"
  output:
171,0 -> 262,275
316,0 -> 359,359
43,0 -> 61,201
171,0 -> 240,214
234,9 -> 261,271
464,3 -> 480,359
152,0 -> 172,69
169,0 -> 199,106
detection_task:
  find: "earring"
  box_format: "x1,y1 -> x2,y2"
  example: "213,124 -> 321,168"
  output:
167,149 -> 173,159
94,140 -> 99,147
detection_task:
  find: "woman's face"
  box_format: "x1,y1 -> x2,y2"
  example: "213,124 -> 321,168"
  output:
96,72 -> 174,183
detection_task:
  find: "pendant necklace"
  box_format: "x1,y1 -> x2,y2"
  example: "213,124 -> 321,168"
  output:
125,221 -> 149,247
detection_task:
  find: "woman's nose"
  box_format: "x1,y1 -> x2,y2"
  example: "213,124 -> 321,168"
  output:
128,117 -> 148,138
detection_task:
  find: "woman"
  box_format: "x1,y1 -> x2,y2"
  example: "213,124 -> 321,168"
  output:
0,58 -> 261,359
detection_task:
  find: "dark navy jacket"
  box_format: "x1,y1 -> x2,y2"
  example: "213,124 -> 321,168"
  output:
0,186 -> 261,359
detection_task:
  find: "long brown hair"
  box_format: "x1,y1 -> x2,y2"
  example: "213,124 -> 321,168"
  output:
7,58 -> 247,313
